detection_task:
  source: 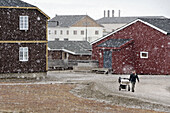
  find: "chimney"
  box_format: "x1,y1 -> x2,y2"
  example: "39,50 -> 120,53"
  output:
118,10 -> 121,17
112,10 -> 114,17
104,10 -> 106,17
108,10 -> 110,17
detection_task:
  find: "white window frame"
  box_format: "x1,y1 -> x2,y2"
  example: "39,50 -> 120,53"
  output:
140,52 -> 148,59
19,16 -> 29,30
19,47 -> 29,61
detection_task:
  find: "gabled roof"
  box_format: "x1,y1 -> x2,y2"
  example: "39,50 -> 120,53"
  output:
0,0 -> 35,7
97,39 -> 132,49
96,16 -> 166,24
91,18 -> 170,45
139,18 -> 170,34
0,0 -> 50,19
48,41 -> 92,55
48,15 -> 86,27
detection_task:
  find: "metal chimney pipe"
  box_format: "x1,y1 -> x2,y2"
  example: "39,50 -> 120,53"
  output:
118,10 -> 121,17
112,10 -> 114,17
104,10 -> 106,17
108,10 -> 110,17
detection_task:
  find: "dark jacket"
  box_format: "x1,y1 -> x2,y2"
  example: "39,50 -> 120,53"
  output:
129,73 -> 139,83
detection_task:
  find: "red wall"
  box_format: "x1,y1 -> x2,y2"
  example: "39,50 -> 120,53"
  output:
92,21 -> 170,75
112,44 -> 134,74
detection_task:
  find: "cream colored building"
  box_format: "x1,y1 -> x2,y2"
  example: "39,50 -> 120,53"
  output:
97,10 -> 166,35
48,15 -> 103,42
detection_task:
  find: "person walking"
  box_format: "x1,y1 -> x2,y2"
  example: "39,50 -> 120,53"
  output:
129,70 -> 139,92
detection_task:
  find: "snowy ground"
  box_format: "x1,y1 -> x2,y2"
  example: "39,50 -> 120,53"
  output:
46,71 -> 170,112
0,71 -> 169,112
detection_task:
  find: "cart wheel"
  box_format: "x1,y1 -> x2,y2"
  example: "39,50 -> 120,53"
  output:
119,86 -> 121,91
128,85 -> 130,91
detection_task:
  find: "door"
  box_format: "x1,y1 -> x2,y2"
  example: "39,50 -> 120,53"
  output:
103,50 -> 112,68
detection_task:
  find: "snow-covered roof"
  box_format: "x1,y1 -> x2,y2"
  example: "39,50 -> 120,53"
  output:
48,41 -> 92,55
48,15 -> 87,27
91,18 -> 170,45
97,39 -> 132,48
96,16 -> 166,24
0,0 -> 36,7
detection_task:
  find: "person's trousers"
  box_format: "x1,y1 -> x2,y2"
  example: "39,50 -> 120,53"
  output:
131,82 -> 136,92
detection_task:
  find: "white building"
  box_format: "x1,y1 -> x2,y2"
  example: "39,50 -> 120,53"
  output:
97,10 -> 166,35
48,15 -> 103,42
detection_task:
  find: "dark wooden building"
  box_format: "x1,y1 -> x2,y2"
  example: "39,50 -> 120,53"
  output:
48,41 -> 92,69
92,18 -> 170,75
0,0 -> 49,77
48,41 -> 92,60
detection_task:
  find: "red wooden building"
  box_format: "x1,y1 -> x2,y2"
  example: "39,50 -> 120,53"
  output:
91,18 -> 170,75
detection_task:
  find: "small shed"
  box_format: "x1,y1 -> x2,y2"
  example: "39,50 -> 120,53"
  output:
48,41 -> 93,70
48,40 -> 92,60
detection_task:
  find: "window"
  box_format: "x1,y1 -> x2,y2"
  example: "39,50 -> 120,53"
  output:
73,30 -> 77,35
64,38 -> 69,41
64,53 -> 67,59
19,16 -> 29,30
95,30 -> 99,35
54,30 -> 57,35
49,30 -> 51,35
55,38 -> 59,41
67,30 -> 69,35
140,52 -> 148,58
81,30 -> 84,35
56,21 -> 59,26
60,30 -> 63,35
19,47 -> 28,61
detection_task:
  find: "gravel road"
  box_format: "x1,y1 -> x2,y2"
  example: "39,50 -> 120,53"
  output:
47,71 -> 170,112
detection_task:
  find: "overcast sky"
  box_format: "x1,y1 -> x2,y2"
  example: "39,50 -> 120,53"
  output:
23,0 -> 170,19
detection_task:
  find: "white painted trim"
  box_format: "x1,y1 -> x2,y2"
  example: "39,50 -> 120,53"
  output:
48,47 -> 51,50
140,51 -> 148,59
62,49 -> 76,55
91,19 -> 168,45
138,19 -> 167,34
48,48 -> 91,55
19,16 -> 29,31
48,48 -> 75,54
19,47 -> 29,61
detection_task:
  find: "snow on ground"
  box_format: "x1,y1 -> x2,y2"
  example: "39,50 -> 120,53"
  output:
0,71 -> 170,112
46,71 -> 170,112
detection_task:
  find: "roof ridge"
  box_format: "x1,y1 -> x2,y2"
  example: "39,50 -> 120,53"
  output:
98,16 -> 165,18
140,18 -> 170,20
92,18 -> 170,44
49,15 -> 87,27
55,15 -> 86,16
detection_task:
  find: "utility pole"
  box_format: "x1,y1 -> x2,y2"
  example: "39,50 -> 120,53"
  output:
85,14 -> 88,41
